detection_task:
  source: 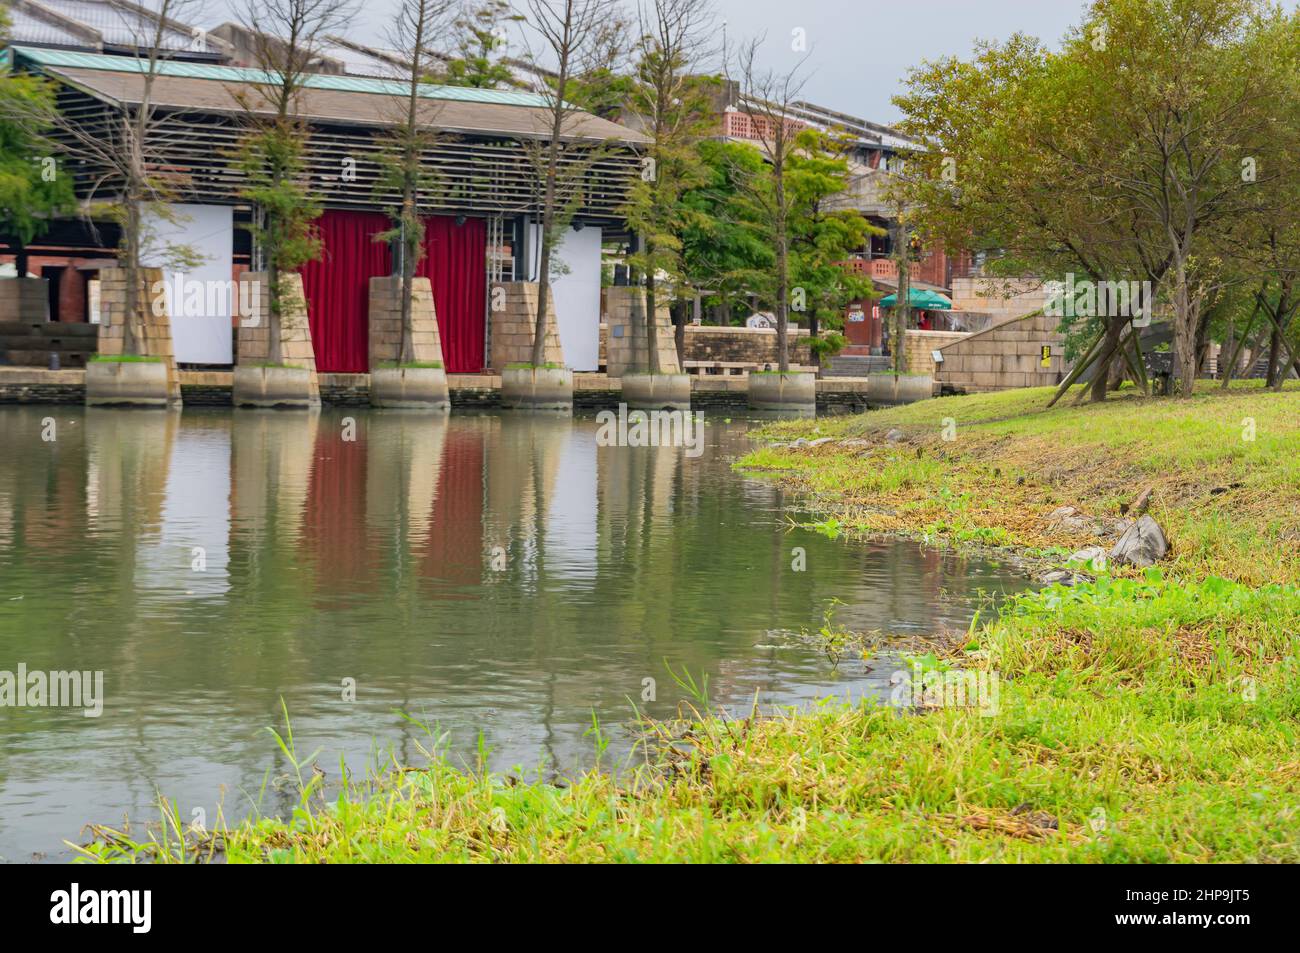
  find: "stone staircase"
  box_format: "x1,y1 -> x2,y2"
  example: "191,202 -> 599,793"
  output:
0,319 -> 98,367
823,353 -> 892,377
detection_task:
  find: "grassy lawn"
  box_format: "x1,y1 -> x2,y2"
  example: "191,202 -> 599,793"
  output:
80,383 -> 1300,863
747,381 -> 1300,586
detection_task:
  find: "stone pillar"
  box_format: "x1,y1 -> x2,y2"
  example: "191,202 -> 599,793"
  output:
237,273 -> 317,372
233,272 -> 320,408
368,275 -> 445,367
96,266 -> 181,403
489,281 -> 564,371
604,286 -> 680,377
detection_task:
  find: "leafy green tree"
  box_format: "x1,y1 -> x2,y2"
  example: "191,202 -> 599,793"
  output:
730,37 -> 812,372
622,0 -> 718,373
895,0 -> 1298,400
679,138 -> 773,324
442,1 -> 524,89
893,31 -> 1157,401
0,17 -> 75,276
785,129 -> 878,364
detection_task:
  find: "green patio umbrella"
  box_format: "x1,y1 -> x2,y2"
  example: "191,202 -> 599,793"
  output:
878,288 -> 953,310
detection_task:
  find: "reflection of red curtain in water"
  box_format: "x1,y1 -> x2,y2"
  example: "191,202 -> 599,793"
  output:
416,216 -> 486,373
421,425 -> 485,593
304,428 -> 378,601
300,210 -> 392,373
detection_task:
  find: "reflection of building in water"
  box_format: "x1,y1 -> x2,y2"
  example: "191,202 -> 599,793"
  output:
597,423 -> 681,550
135,416 -> 232,600
230,411 -> 319,539
482,416 -> 568,589
364,414 -> 446,544
84,408 -> 177,535
301,415 -> 381,603
543,423 -> 598,584
0,409 -> 93,557
420,418 -> 489,594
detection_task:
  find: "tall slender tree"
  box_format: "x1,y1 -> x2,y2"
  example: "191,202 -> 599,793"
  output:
3,0 -> 204,351
520,0 -> 615,369
731,36 -> 811,373
375,0 -> 458,365
236,0 -> 357,365
623,0 -> 717,374
786,129 -> 877,366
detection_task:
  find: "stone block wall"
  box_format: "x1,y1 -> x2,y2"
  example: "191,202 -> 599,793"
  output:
368,275 -> 445,367
3,324 -> 98,367
950,276 -> 1049,322
0,277 -> 47,322
0,367 -> 85,403
904,329 -> 969,377
604,287 -> 680,376
681,325 -> 813,366
936,311 -> 1066,392
236,272 -> 318,374
97,266 -> 181,401
489,282 -> 564,371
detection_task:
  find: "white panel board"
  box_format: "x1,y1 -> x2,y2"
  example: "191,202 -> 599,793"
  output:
142,204 -> 234,364
528,224 -> 602,371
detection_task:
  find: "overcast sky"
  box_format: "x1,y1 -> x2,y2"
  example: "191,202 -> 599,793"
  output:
203,1 -> 1272,125
701,0 -> 1087,122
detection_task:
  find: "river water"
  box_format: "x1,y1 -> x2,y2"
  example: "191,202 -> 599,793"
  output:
0,406 -> 1028,860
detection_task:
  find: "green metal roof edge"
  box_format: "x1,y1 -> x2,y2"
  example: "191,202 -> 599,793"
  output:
9,46 -> 556,108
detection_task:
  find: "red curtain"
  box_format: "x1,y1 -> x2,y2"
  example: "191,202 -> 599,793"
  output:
417,216 -> 487,373
300,210 -> 392,373
300,211 -> 485,373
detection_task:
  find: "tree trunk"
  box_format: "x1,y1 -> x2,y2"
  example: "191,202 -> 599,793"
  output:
673,298 -> 686,367
775,217 -> 789,373
1265,324 -> 1282,388
1090,317 -> 1124,402
400,207 -> 415,366
893,222 -> 910,376
123,199 -> 140,357
268,262 -> 283,366
1171,270 -> 1198,398
533,239 -> 552,367
645,253 -> 660,375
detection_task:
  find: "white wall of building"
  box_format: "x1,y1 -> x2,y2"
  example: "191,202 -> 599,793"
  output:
527,224 -> 603,371
143,204 -> 234,364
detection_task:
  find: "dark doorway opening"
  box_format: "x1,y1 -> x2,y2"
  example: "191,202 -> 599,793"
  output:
41,266 -> 65,322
